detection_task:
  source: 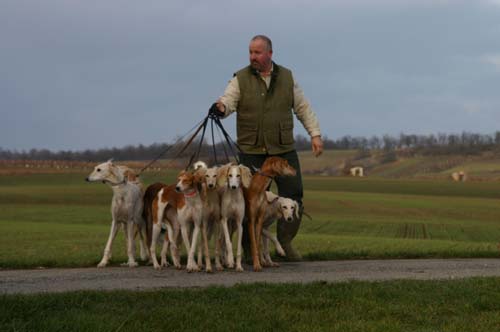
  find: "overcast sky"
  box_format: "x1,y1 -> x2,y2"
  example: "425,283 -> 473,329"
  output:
2,0 -> 500,151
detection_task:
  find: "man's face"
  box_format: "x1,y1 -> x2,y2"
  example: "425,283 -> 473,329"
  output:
249,39 -> 272,72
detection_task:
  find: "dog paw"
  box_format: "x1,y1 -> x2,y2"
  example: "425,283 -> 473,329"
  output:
153,264 -> 162,270
205,266 -> 213,273
216,265 -> 224,272
253,263 -> 263,272
276,248 -> 286,257
125,261 -> 138,268
97,261 -> 107,268
187,266 -> 200,273
236,265 -> 244,272
186,261 -> 199,273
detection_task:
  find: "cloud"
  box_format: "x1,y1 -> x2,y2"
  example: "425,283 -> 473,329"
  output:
463,102 -> 482,115
481,54 -> 500,71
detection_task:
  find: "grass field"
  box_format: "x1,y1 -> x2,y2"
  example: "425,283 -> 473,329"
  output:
0,171 -> 499,268
2,167 -> 500,331
1,278 -> 500,332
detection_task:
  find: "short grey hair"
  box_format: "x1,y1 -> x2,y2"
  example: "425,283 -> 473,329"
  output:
251,35 -> 273,51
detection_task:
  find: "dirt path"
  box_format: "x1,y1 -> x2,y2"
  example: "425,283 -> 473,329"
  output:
2,258 -> 500,294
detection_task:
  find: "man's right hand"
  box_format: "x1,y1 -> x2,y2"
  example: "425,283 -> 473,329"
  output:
216,99 -> 226,115
209,102 -> 225,117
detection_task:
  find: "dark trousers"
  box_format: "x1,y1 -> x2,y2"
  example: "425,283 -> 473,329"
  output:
239,150 -> 304,254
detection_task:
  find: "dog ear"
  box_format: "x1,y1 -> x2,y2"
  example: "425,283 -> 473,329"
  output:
124,169 -> 137,183
239,165 -> 252,188
216,164 -> 230,188
265,191 -> 279,204
193,168 -> 205,184
294,201 -> 300,219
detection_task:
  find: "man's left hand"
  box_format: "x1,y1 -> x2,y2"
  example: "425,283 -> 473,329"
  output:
311,136 -> 323,157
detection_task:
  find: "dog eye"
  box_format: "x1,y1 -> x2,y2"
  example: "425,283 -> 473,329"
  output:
236,174 -> 240,177
282,206 -> 288,209
97,168 -> 101,172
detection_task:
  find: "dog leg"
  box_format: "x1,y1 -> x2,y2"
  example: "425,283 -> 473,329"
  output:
263,228 -> 285,257
150,197 -> 169,270
214,223 -> 224,271
220,217 -> 234,268
180,222 -> 192,269
160,233 -> 170,268
97,219 -> 120,268
248,210 -> 262,272
122,222 -> 138,267
262,229 -> 280,267
166,223 -> 181,269
261,234 -> 269,267
150,222 -> 163,270
202,219 -> 213,273
253,210 -> 266,272
186,224 -> 200,272
197,240 -> 203,269
235,219 -> 244,272
138,224 -> 150,262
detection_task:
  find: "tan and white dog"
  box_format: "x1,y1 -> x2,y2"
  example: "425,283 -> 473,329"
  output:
196,164 -> 224,271
217,163 -> 252,271
86,160 -> 149,267
261,191 -> 300,267
148,169 -> 207,272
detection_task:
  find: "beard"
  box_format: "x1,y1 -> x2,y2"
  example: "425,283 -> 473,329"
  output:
251,61 -> 261,70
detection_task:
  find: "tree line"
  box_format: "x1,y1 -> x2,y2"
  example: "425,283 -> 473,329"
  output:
2,131 -> 500,161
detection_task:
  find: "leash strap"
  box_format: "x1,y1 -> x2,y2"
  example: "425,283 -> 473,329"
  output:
140,104 -> 242,174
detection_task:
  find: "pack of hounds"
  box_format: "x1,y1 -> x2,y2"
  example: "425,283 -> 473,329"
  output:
86,156 -> 299,272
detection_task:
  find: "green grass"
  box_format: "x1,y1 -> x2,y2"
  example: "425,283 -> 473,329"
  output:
1,278 -> 500,332
0,172 -> 500,268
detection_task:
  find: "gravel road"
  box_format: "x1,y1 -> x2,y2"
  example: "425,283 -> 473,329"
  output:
2,258 -> 500,294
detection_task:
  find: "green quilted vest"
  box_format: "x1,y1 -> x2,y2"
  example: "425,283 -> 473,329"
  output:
235,63 -> 295,155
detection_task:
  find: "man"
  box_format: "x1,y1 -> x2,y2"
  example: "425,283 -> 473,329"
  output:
214,35 -> 323,261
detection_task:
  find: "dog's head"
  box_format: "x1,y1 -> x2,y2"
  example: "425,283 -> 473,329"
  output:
278,197 -> 300,222
217,163 -> 251,190
204,166 -> 218,190
262,156 -> 296,177
175,169 -> 204,194
86,160 -> 117,184
265,191 -> 299,222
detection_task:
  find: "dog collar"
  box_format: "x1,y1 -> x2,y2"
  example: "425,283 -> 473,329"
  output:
251,165 -> 274,179
184,190 -> 197,198
106,179 -> 126,186
258,171 -> 274,179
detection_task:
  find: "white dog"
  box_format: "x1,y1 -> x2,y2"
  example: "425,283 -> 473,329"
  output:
86,160 -> 149,267
217,163 -> 252,271
261,191 -> 299,267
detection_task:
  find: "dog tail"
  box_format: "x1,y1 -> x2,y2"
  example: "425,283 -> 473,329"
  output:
143,182 -> 166,247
